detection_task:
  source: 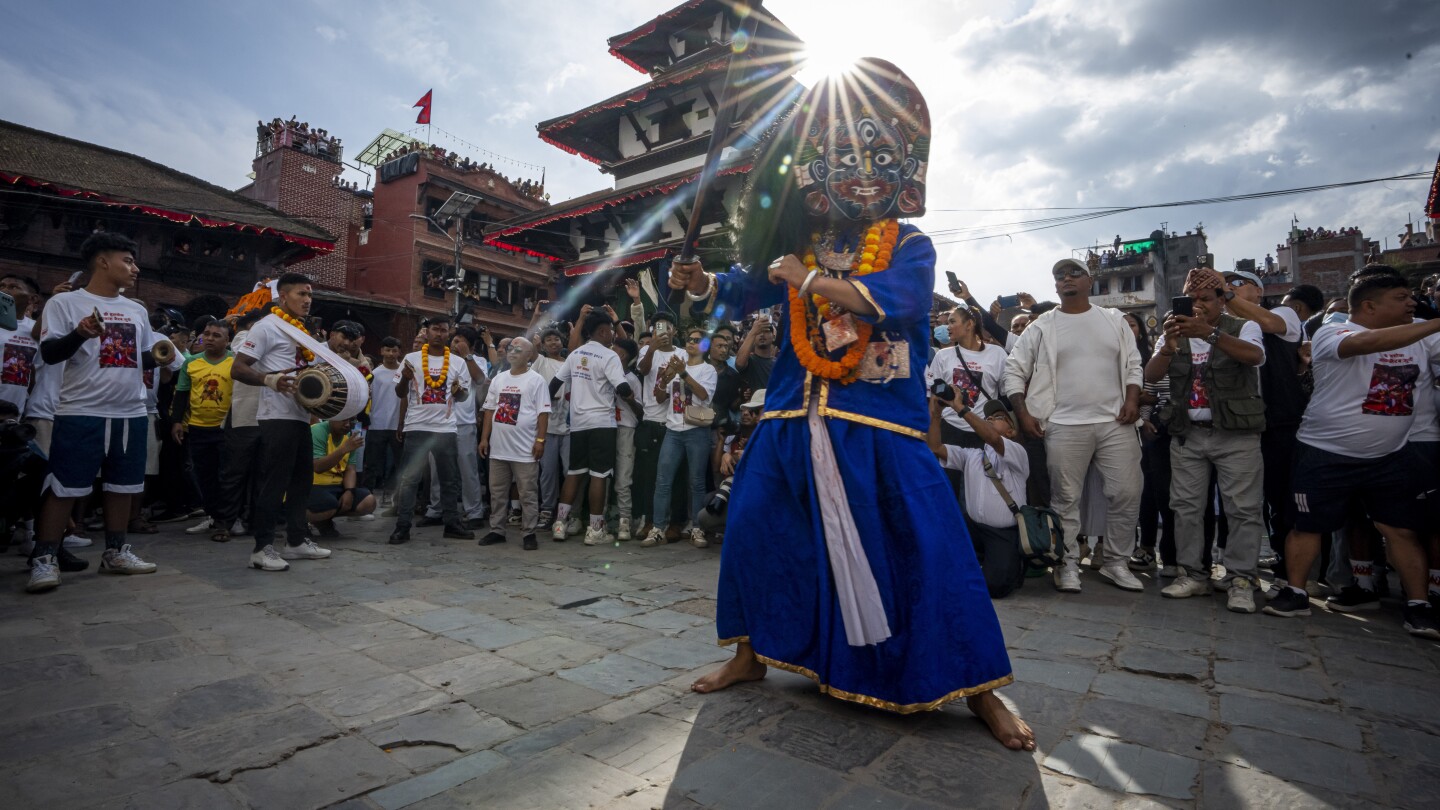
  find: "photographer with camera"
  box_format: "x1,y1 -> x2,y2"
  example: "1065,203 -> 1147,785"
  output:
698,389 -> 764,540
735,310 -> 777,392
927,382 -> 1030,598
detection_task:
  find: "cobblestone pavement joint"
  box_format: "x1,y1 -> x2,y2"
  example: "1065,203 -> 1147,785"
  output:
1,519 -> 1437,809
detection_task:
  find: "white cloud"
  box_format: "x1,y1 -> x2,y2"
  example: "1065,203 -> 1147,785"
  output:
315,25 -> 347,43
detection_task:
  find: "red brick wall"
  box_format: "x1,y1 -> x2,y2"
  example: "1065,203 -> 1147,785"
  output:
243,147 -> 357,289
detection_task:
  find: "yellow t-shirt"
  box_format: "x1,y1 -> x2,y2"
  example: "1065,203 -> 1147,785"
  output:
176,352 -> 235,428
311,421 -> 357,486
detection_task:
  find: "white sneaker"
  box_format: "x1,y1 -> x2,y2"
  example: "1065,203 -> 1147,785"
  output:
1227,577 -> 1257,614
507,509 -> 523,527
1162,573 -> 1212,599
617,517 -> 632,542
551,520 -> 567,541
279,540 -> 331,560
1054,563 -> 1082,593
62,534 -> 92,548
26,554 -> 60,593
100,544 -> 157,575
185,517 -> 216,535
564,517 -> 583,536
583,526 -> 609,546
231,520 -> 247,535
249,545 -> 290,572
1210,563 -> 1227,582
1099,560 -> 1144,592
639,527 -> 665,548
689,527 -> 709,548
357,513 -> 376,521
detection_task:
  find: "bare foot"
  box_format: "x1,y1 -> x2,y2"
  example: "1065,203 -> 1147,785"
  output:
692,643 -> 767,694
967,690 -> 1036,751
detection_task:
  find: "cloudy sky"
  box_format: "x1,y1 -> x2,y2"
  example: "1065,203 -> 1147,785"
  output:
3,0 -> 1437,303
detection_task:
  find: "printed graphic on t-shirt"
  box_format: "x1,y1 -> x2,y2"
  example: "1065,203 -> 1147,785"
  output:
1189,350 -> 1211,410
421,385 -> 449,405
1362,362 -> 1419,416
671,380 -> 693,413
2,344 -> 36,387
143,368 -> 155,389
495,392 -> 521,425
199,377 -> 224,404
951,363 -> 982,406
99,323 -> 138,368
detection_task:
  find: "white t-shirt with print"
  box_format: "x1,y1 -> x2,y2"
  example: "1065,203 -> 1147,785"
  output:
1153,320 -> 1265,421
557,340 -> 628,432
664,361 -> 717,433
369,364 -> 404,431
400,349 -> 471,433
1407,323 -> 1440,443
925,343 -> 1009,431
483,368 -> 550,463
0,317 -> 38,412
453,355 -> 488,428
638,345 -> 682,424
236,315 -> 311,423
1299,321 -> 1440,458
41,289 -> 152,419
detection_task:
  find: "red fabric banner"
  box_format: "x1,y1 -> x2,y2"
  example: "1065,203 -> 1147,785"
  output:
414,90 -> 433,125
1427,151 -> 1440,220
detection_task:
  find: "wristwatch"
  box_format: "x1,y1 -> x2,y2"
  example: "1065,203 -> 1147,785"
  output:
1205,326 -> 1221,345
955,404 -> 971,418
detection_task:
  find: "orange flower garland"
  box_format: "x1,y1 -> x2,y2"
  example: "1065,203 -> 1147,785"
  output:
788,219 -> 900,383
421,345 -> 450,389
270,307 -> 315,362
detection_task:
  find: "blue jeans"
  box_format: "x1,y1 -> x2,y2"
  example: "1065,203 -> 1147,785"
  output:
651,427 -> 710,529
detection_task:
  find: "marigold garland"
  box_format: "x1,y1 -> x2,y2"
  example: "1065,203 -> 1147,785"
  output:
270,307 -> 315,362
421,346 -> 450,389
788,219 -> 900,383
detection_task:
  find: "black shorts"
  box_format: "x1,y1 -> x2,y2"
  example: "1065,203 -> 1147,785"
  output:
1290,442 -> 1427,533
567,427 -> 617,478
307,484 -> 372,515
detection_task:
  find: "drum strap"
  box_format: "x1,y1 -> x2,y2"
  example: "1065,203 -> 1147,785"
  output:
265,314 -> 369,420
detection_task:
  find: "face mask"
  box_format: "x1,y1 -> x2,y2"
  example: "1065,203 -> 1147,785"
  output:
933,325 -> 950,344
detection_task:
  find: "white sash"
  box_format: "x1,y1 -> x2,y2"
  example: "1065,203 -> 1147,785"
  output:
807,396 -> 892,647
265,314 -> 369,421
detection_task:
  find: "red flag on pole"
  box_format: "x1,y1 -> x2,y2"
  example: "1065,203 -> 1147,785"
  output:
414,90 -> 433,125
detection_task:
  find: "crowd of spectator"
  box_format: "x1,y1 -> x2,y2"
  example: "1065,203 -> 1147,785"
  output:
378,142 -> 548,201
5,233 -> 1439,643
257,117 -> 342,160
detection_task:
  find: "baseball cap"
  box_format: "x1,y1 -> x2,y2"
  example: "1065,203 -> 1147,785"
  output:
1052,258 -> 1090,278
741,389 -> 766,410
1223,269 -> 1263,288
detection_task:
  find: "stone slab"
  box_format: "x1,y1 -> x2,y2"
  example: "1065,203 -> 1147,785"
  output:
1044,733 -> 1198,799
463,675 -> 612,728
231,735 -> 406,810
558,653 -> 673,697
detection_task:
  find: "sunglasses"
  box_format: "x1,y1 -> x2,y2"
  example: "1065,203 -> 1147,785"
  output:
1052,267 -> 1089,280
686,335 -> 704,343
1227,278 -> 1256,288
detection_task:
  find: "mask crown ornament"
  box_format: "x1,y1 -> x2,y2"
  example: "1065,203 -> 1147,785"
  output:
793,58 -> 930,222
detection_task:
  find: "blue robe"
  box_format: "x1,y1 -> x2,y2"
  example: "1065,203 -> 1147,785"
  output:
712,224 -> 1013,712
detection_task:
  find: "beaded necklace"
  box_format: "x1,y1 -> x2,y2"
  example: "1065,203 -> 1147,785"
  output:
422,346 -> 450,389
787,219 -> 900,383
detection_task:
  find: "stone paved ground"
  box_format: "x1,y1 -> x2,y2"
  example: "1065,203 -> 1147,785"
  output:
2,518 -> 1437,809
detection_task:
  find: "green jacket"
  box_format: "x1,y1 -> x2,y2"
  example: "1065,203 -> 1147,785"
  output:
1161,313 -> 1266,435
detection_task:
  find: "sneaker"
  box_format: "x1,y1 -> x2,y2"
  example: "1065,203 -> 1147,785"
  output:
185,517 -> 216,535
249,545 -> 290,571
507,509 -> 523,527
62,534 -> 92,549
1127,547 -> 1156,572
1325,585 -> 1379,613
1402,603 -> 1440,640
1227,577 -> 1257,614
583,526 -> 608,546
100,544 -> 157,575
1210,563 -> 1227,582
478,532 -> 506,546
388,529 -> 410,545
26,555 -> 60,593
230,520 -> 248,535
1085,541 -> 1104,570
443,523 -> 475,540
1159,564 -> 1181,578
564,517 -> 583,536
1257,550 -> 1279,569
639,527 -> 665,548
1054,563 -> 1082,593
551,520 -> 567,542
357,513 -> 376,521
617,517 -> 632,542
689,527 -> 709,548
54,546 -> 89,572
522,533 -> 538,550
1262,587 -> 1312,618
211,528 -> 231,544
417,515 -> 443,527
279,540 -> 332,560
1099,560 -> 1144,592
315,520 -> 341,538
539,510 -> 553,525
1162,573 -> 1212,599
